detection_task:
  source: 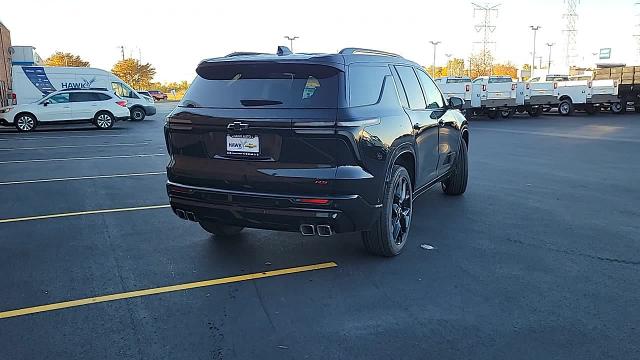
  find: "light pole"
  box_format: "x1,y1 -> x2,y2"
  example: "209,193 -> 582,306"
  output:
430,41 -> 441,76
284,35 -> 299,52
546,42 -> 554,73
530,25 -> 541,75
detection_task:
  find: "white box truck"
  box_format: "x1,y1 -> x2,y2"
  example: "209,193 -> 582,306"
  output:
10,65 -> 156,120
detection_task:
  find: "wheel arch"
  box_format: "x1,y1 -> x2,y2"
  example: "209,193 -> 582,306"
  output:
14,111 -> 38,123
387,144 -> 416,189
94,110 -> 115,119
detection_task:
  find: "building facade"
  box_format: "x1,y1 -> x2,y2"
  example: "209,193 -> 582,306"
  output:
0,21 -> 11,107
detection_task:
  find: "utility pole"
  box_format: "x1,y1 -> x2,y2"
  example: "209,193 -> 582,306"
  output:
546,42 -> 554,72
530,25 -> 541,74
118,45 -> 125,61
635,2 -> 640,62
284,35 -> 299,52
472,3 -> 500,76
563,0 -> 579,67
430,41 -> 441,76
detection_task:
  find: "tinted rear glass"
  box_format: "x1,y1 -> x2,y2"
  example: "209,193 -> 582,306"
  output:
488,77 -> 512,83
182,63 -> 340,108
348,65 -> 390,107
447,78 -> 471,83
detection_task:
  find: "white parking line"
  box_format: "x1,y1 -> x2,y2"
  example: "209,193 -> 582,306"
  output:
0,134 -> 131,141
474,127 -> 640,143
0,153 -> 167,165
0,204 -> 171,224
0,142 -> 151,151
0,172 -> 165,186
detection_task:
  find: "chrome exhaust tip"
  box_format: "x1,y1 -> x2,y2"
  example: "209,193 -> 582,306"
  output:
300,224 -> 315,236
185,212 -> 197,222
175,209 -> 187,220
317,225 -> 333,237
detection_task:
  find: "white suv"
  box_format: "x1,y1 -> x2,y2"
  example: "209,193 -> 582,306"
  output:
0,88 -> 130,132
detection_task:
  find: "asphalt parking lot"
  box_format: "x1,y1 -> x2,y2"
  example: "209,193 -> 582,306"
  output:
0,103 -> 639,359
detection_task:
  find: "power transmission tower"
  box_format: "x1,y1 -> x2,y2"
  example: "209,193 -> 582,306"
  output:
471,2 -> 500,76
563,0 -> 579,67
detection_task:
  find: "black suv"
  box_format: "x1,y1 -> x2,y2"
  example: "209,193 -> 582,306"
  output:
165,47 -> 469,256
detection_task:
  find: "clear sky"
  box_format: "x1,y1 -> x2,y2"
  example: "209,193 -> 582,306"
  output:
2,0 -> 637,82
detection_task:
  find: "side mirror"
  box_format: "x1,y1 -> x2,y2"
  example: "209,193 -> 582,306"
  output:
448,97 -> 464,110
43,100 -> 50,107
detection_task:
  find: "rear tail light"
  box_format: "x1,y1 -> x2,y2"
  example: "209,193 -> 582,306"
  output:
482,85 -> 487,91
588,81 -> 592,88
465,84 -> 470,92
553,82 -> 558,89
116,100 -> 127,107
295,198 -> 330,205
511,84 -> 517,91
526,83 -> 530,90
613,81 -> 618,87
11,93 -> 16,105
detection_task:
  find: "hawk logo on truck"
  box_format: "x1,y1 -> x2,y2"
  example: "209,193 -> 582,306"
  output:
61,77 -> 97,89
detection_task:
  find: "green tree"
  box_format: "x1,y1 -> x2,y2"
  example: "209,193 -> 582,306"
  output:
112,58 -> 156,90
44,51 -> 90,67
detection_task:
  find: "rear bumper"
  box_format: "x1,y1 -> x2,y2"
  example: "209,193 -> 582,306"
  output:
167,181 -> 381,233
143,105 -> 157,116
481,98 -> 516,108
526,95 -> 558,106
588,95 -> 619,104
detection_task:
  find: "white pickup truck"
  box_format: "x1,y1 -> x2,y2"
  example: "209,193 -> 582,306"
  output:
470,76 -> 517,118
433,77 -> 473,109
554,80 -> 619,115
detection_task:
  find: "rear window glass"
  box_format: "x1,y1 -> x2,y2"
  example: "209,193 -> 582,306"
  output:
182,63 -> 340,108
488,77 -> 512,83
348,65 -> 390,107
447,78 -> 471,83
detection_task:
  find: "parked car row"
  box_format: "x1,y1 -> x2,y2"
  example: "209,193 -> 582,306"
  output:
435,71 -> 638,118
0,65 -> 158,131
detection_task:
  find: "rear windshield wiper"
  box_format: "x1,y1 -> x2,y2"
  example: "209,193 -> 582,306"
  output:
240,99 -> 283,106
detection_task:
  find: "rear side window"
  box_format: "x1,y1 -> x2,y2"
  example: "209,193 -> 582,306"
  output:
183,63 -> 340,109
348,65 -> 390,107
395,66 -> 426,110
96,93 -> 112,101
70,92 -> 100,102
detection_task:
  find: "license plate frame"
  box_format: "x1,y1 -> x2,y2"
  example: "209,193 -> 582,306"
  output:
226,134 -> 260,157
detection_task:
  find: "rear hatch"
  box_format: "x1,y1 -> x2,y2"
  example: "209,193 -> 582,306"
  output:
166,61 -> 347,197
487,77 -> 516,99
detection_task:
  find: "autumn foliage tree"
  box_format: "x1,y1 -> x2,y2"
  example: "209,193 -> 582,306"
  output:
111,58 -> 156,90
446,58 -> 466,77
470,50 -> 494,78
44,51 -> 90,67
492,62 -> 517,78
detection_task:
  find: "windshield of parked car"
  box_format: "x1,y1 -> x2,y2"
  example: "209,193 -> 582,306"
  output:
182,63 -> 340,108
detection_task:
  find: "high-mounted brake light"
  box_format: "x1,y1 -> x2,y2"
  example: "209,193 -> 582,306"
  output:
465,84 -> 470,92
295,198 -> 330,205
116,100 -> 127,107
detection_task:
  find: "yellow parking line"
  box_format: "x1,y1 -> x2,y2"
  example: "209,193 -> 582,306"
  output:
0,262 -> 338,319
0,204 -> 171,224
0,172 -> 165,186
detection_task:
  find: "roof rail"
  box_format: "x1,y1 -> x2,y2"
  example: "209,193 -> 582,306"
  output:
225,52 -> 269,57
339,48 -> 402,58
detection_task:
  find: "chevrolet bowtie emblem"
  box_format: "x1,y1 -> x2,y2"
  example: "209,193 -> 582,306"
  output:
227,121 -> 249,131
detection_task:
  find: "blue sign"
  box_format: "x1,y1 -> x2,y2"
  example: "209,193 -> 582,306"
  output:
22,67 -> 56,95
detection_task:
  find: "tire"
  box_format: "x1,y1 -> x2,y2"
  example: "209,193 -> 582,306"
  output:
199,220 -> 244,237
610,102 -> 625,114
362,165 -> 412,257
527,107 -> 543,117
558,99 -> 574,116
487,109 -> 498,119
500,108 -> 514,118
94,111 -> 115,129
130,107 -> 146,121
441,138 -> 468,196
14,113 -> 37,132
